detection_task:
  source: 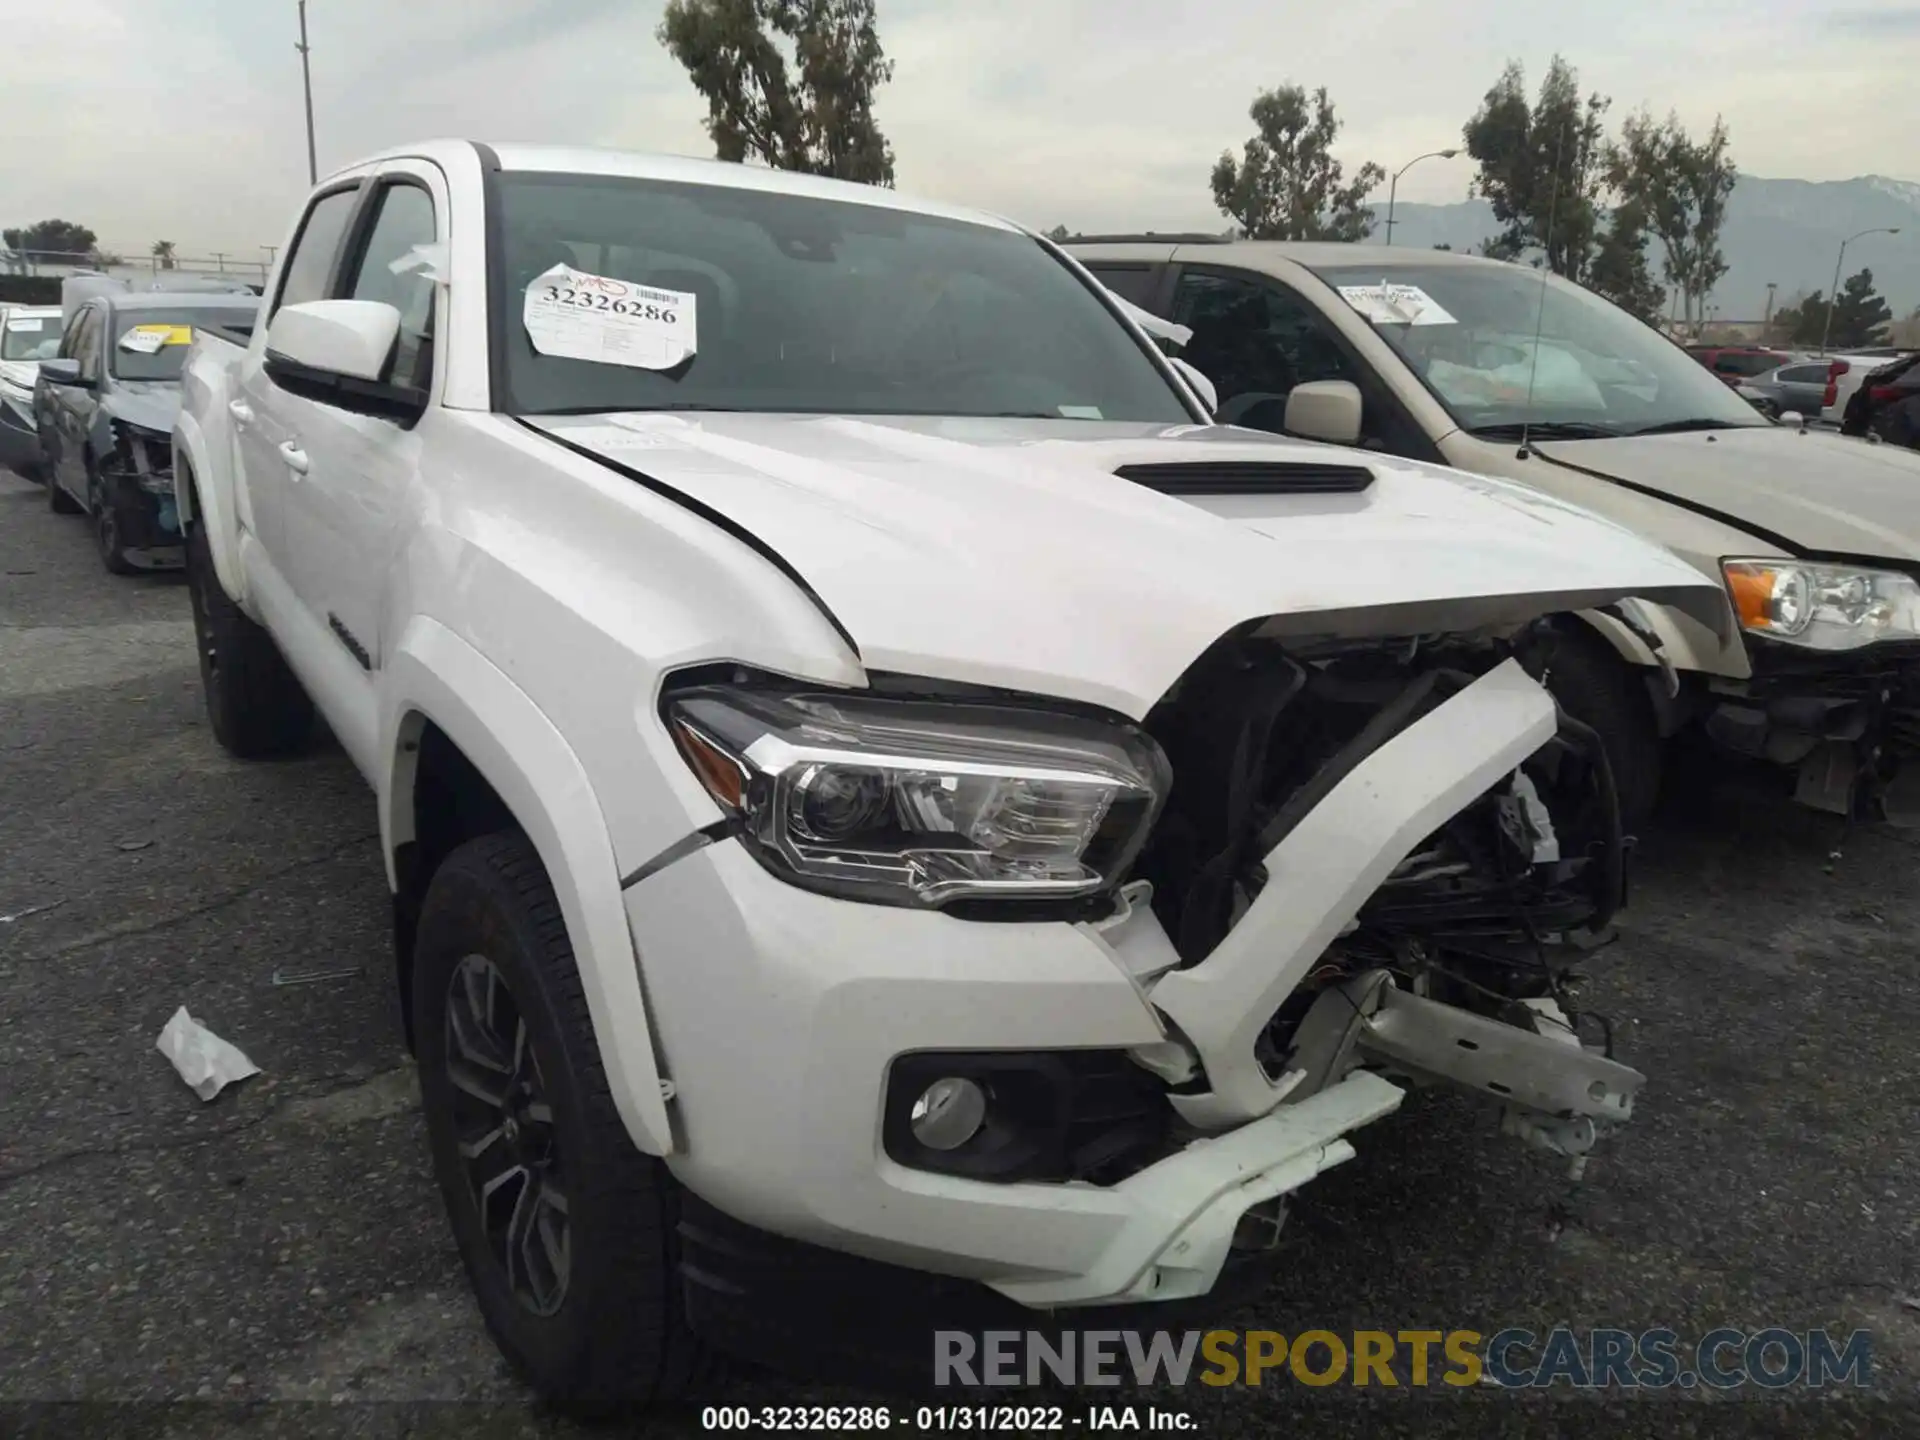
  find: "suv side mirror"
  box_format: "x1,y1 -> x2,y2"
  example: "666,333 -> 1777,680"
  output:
38,358 -> 87,388
263,299 -> 424,424
1284,380 -> 1364,446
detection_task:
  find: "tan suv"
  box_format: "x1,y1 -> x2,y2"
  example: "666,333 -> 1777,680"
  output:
1066,237 -> 1920,827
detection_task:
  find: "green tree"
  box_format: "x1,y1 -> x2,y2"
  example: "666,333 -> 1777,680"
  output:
1614,110 -> 1735,327
1209,85 -> 1384,241
1817,268 -> 1895,348
658,0 -> 896,186
1462,56 -> 1611,282
2,219 -> 98,264
1587,196 -> 1666,323
151,240 -> 177,271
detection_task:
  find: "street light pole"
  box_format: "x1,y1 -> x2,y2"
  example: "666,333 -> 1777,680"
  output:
297,0 -> 318,185
1821,227 -> 1901,355
1384,148 -> 1461,246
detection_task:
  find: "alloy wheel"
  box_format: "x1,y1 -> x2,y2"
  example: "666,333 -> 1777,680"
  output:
444,953 -> 571,1317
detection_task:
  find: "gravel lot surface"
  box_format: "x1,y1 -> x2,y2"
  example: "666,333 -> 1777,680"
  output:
2,464 -> 1915,1439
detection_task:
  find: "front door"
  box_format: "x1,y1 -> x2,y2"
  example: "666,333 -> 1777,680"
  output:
279,169 -> 442,683
236,182 -> 364,567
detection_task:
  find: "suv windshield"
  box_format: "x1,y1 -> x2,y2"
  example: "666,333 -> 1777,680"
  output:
109,307 -> 247,382
1310,261 -> 1767,438
2,316 -> 60,361
494,172 -> 1192,423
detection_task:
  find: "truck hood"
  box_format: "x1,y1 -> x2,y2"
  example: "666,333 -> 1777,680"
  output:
528,414 -> 1730,718
1530,426 -> 1920,560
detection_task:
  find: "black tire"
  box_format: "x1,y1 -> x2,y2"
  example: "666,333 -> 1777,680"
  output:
413,832 -> 712,1416
87,456 -> 136,575
1540,624 -> 1663,837
46,453 -> 81,514
183,485 -> 313,757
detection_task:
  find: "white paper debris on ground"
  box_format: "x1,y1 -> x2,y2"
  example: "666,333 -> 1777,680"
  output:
1337,282 -> 1457,327
156,1006 -> 260,1101
523,264 -> 696,371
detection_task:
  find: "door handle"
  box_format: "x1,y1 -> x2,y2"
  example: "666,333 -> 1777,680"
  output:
228,400 -> 254,425
278,442 -> 310,475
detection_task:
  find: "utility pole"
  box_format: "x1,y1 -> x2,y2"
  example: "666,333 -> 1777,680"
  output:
297,1 -> 318,185
212,252 -> 228,274
1763,282 -> 1777,342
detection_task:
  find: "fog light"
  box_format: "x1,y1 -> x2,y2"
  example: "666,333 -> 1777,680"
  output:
909,1077 -> 987,1151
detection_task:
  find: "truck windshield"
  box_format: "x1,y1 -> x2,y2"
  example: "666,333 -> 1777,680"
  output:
492,172 -> 1192,423
110,307 -> 251,382
1309,261 -> 1767,438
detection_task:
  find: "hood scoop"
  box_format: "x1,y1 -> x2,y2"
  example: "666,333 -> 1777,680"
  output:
1113,459 -> 1375,496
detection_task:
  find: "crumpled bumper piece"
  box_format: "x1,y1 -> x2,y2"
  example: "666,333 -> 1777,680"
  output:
1146,659 -> 1559,1130
992,1069 -> 1404,1307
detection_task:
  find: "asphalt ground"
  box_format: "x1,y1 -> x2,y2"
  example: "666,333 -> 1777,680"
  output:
2,462 -> 1917,1440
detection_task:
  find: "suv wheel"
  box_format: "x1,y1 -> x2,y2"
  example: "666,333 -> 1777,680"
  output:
88,457 -> 136,575
413,832 -> 713,1415
1540,624 -> 1663,838
183,486 -> 313,757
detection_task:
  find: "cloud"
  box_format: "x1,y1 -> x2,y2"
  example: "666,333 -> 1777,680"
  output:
0,0 -> 1912,260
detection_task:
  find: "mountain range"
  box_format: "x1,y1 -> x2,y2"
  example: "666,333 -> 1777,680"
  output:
1368,175 -> 1920,321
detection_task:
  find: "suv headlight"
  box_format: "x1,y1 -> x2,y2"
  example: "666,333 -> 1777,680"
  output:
1723,560 -> 1920,651
664,683 -> 1170,909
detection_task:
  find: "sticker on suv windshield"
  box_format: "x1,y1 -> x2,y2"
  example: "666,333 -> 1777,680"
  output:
523,264 -> 696,371
118,324 -> 194,354
1337,283 -> 1456,327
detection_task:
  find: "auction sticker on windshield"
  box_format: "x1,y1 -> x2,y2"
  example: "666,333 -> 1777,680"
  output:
523,264 -> 696,371
118,324 -> 194,354
1337,283 -> 1456,327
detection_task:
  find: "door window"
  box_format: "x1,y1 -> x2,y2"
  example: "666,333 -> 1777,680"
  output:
341,182 -> 438,394
1084,264 -> 1161,309
1170,269 -> 1363,433
271,187 -> 361,317
1776,364 -> 1827,385
74,309 -> 104,382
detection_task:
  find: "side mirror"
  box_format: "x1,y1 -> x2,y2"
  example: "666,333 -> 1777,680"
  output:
263,299 -> 422,423
1168,356 -> 1217,416
1284,380 -> 1364,446
1779,410 -> 1805,429
38,358 -> 86,387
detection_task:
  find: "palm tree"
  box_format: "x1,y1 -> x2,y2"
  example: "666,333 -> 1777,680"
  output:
152,240 -> 177,272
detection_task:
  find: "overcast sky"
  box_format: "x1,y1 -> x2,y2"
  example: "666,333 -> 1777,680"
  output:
5,0 -> 1916,260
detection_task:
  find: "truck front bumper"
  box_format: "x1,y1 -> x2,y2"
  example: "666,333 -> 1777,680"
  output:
626,661 -> 1624,1311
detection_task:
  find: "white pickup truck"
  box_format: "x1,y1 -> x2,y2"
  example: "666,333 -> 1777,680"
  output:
173,141 -> 1726,1409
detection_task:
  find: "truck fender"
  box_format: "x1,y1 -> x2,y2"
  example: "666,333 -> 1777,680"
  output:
381,615 -> 676,1157
173,391 -> 248,609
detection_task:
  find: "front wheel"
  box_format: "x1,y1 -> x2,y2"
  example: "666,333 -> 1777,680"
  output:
184,488 -> 313,757
413,832 -> 713,1415
1539,625 -> 1664,837
88,457 -> 136,575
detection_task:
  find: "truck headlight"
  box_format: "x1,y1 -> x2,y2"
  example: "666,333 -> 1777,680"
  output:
1723,559 -> 1920,651
664,683 -> 1170,909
